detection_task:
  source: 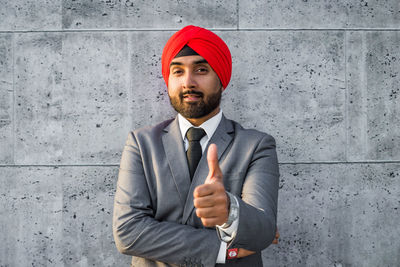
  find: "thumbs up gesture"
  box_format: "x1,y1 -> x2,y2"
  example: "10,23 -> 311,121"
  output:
193,144 -> 229,227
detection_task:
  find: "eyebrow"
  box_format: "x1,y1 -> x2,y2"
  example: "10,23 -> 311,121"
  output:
169,59 -> 208,67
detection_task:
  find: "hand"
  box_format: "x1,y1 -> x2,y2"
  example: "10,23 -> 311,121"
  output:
272,227 -> 280,244
237,248 -> 256,258
193,144 -> 229,227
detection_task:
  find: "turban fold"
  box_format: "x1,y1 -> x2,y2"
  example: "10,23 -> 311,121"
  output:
161,25 -> 232,89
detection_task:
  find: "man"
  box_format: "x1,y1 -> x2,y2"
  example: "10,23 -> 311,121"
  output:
113,25 -> 279,267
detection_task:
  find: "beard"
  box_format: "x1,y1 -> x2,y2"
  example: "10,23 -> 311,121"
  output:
169,88 -> 222,119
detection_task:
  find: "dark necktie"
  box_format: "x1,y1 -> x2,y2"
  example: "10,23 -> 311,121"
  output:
186,127 -> 206,179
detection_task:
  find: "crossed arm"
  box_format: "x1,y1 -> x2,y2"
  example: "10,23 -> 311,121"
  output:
113,132 -> 223,266
113,132 -> 279,265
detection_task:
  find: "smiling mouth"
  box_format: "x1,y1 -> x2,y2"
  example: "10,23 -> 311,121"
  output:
181,91 -> 203,102
183,94 -> 202,101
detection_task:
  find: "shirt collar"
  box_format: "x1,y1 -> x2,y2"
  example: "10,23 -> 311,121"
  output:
178,109 -> 223,141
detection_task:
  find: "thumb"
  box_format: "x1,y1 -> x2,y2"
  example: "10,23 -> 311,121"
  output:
206,144 -> 222,184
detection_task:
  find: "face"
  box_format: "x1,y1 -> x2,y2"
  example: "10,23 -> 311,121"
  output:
167,55 -> 222,123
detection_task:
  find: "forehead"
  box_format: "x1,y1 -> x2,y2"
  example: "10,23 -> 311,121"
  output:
169,55 -> 208,66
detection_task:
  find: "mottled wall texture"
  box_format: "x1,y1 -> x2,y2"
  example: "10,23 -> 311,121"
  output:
0,1 -> 399,266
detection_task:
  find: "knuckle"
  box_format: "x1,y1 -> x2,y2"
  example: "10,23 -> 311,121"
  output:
202,218 -> 213,227
218,206 -> 227,215
195,188 -> 205,197
216,194 -> 226,203
196,209 -> 203,217
193,189 -> 199,197
215,183 -> 224,191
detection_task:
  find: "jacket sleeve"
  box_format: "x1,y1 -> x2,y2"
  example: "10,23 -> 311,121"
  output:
231,134 -> 279,251
112,132 -> 220,266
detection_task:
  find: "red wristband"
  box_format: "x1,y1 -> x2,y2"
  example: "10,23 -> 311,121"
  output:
227,248 -> 238,259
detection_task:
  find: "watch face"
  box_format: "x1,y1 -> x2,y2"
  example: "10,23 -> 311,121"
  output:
227,248 -> 239,259
228,250 -> 237,257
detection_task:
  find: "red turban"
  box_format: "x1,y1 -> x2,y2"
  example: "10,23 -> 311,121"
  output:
161,25 -> 232,89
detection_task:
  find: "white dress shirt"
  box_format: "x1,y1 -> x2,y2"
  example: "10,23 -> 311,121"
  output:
177,110 -> 239,264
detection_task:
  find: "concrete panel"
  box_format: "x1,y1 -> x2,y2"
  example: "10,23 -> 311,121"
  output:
60,167 -> 129,266
262,163 -> 400,266
220,31 -> 346,162
128,31 -> 176,129
14,33 -> 64,165
239,0 -> 400,29
0,120 -> 12,163
0,166 -> 130,266
0,34 -> 13,163
0,167 -> 64,266
14,32 -> 131,165
0,0 -> 61,31
347,31 -> 400,161
62,0 -> 237,29
347,0 -> 400,28
61,32 -> 130,164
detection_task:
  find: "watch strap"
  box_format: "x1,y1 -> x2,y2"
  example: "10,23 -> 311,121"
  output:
220,192 -> 239,228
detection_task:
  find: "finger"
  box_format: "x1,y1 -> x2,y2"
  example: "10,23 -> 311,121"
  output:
194,180 -> 226,198
207,144 -> 218,178
194,189 -> 227,208
199,210 -> 229,227
200,217 -> 221,228
272,227 -> 280,244
195,206 -> 222,218
206,144 -> 222,184
237,248 -> 256,258
193,194 -> 215,208
193,184 -> 215,198
238,248 -> 256,258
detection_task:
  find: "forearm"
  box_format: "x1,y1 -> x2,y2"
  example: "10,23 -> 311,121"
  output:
114,132 -> 221,266
232,197 -> 277,251
230,135 -> 279,251
113,201 -> 220,266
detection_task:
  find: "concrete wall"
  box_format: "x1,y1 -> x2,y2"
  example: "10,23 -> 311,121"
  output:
0,1 -> 399,266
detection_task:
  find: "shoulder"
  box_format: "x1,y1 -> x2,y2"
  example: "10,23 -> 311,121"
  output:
125,118 -> 175,144
227,118 -> 276,145
133,118 -> 174,136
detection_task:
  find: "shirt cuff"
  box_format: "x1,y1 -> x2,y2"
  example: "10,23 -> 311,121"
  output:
216,241 -> 227,264
217,215 -> 239,242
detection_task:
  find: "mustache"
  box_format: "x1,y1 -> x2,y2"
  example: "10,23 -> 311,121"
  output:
180,90 -> 204,98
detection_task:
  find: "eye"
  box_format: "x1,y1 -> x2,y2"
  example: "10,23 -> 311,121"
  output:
196,67 -> 208,73
171,69 -> 183,75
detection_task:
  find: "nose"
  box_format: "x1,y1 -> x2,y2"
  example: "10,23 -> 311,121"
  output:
181,71 -> 196,89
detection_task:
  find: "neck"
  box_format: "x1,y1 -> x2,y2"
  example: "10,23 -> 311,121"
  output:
185,107 -> 220,126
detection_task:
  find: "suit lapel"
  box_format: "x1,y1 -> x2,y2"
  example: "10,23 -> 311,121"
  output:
162,117 -> 191,207
182,115 -> 235,224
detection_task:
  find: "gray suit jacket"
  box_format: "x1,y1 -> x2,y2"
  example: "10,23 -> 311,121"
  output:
113,115 -> 279,267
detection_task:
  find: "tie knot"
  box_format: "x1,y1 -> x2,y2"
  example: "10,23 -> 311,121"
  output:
186,127 -> 206,142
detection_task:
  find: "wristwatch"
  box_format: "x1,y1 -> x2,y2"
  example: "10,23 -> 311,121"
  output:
227,248 -> 238,259
220,192 -> 239,228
